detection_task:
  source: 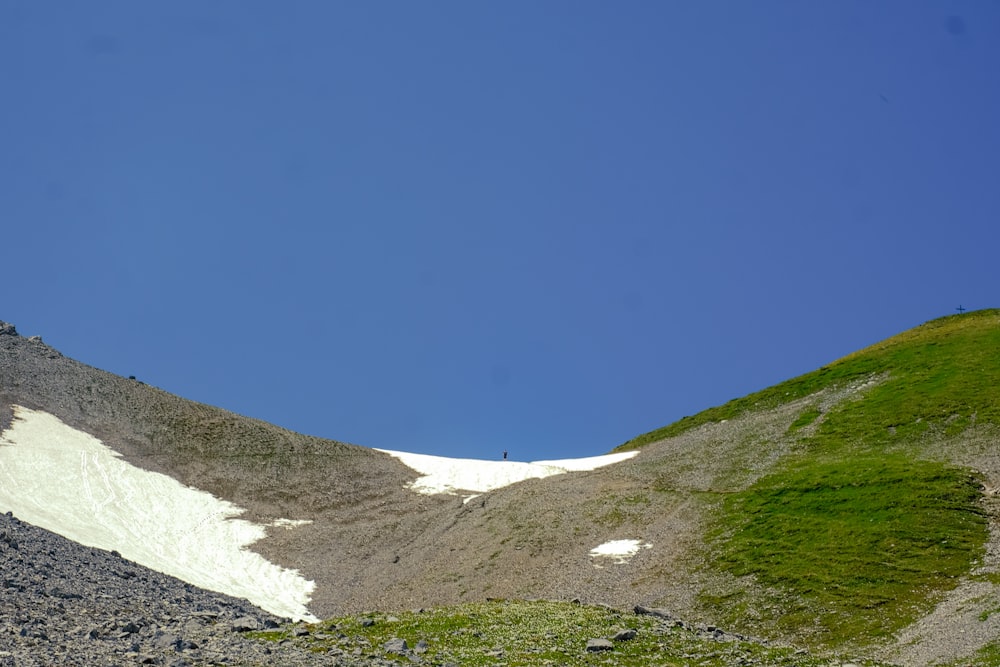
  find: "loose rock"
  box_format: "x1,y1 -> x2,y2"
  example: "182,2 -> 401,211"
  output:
383,637 -> 408,654
586,638 -> 614,652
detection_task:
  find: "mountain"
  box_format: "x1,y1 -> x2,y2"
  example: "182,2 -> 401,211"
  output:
2,311 -> 999,665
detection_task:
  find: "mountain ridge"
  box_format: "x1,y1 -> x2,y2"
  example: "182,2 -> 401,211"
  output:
3,311 -> 1000,664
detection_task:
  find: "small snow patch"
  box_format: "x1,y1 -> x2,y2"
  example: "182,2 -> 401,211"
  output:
589,539 -> 652,565
270,518 -> 313,529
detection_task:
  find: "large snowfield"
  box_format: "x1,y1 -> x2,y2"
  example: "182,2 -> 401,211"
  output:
0,405 -> 646,621
0,406 -> 319,622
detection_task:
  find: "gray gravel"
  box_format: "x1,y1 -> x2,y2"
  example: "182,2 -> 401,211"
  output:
0,512 -> 399,666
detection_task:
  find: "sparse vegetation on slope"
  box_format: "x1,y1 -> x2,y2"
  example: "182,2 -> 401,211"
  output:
618,310 -> 1000,451
946,640 -> 1000,667
250,599 -> 891,666
6,311 -> 1000,663
618,310 -> 1000,652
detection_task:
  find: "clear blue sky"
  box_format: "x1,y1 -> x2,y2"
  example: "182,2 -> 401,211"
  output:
3,2 -> 998,460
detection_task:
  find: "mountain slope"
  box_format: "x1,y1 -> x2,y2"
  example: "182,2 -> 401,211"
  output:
617,309 -> 1000,658
0,323 -> 453,618
3,311 -> 1000,664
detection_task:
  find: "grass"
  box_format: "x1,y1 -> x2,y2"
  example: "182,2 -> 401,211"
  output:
708,454 -> 987,644
616,310 -> 1000,451
786,405 -> 822,434
614,309 -> 1000,649
979,605 -> 1000,622
943,640 -> 1000,667
239,311 -> 997,658
587,492 -> 653,528
248,599 -> 893,666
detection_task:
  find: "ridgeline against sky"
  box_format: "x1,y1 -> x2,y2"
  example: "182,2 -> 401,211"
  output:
3,2 -> 997,459
3,309 -> 1000,661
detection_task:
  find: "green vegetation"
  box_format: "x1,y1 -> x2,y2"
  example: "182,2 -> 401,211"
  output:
618,310 -> 1000,450
242,311 -> 995,659
979,605 -> 1000,622
617,309 -> 1000,648
248,599 -> 891,666
587,492 -> 653,528
944,640 -> 1000,667
787,405 -> 821,434
709,455 -> 987,643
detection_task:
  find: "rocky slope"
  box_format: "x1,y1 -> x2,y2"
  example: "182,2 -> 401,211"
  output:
1,511 -> 350,666
3,512 -> 891,666
3,314 -> 1000,665
0,322 -> 869,622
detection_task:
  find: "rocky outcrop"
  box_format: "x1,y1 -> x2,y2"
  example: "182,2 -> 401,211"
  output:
0,321 -> 61,358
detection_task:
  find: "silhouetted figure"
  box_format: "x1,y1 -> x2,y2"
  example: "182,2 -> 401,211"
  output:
502,450 -> 508,460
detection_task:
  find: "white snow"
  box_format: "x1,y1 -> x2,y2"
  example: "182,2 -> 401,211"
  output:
270,518 -> 313,529
0,405 -> 645,622
0,406 -> 317,622
589,539 -> 652,565
376,449 -> 639,497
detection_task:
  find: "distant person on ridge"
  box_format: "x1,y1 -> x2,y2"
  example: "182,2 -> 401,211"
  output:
503,450 -> 508,460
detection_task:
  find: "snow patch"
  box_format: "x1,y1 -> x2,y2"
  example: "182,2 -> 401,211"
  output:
0,406 -> 317,622
377,449 -> 638,497
589,539 -> 652,565
270,518 -> 313,529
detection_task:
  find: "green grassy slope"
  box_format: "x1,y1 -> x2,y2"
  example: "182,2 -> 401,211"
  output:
619,309 -> 1000,648
251,599 -> 893,666
619,309 -> 1000,451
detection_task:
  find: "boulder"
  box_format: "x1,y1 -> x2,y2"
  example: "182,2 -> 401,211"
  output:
383,637 -> 409,654
230,616 -> 260,632
634,605 -> 673,620
586,638 -> 614,652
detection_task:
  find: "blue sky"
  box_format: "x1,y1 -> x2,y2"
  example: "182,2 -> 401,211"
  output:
3,2 -> 998,460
